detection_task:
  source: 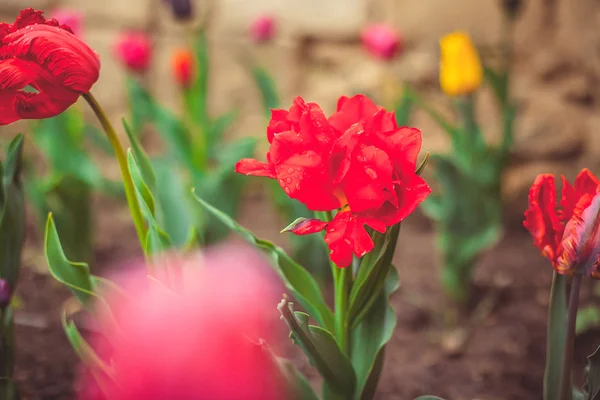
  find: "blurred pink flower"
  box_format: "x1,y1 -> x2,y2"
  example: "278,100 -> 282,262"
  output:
250,15 -> 276,43
50,9 -> 83,37
114,32 -> 152,73
361,24 -> 402,60
78,244 -> 286,400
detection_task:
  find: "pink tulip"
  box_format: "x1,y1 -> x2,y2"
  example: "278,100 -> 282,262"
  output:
361,24 -> 402,60
78,245 -> 286,400
250,15 -> 276,43
114,32 -> 152,73
50,9 -> 83,37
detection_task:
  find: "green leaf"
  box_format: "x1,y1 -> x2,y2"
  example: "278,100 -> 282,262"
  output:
278,299 -> 355,397
152,105 -> 194,169
32,111 -> 104,188
260,340 -> 320,400
544,272 -> 568,400
126,77 -> 155,136
190,29 -> 209,124
84,124 -> 114,156
404,88 -> 462,149
394,86 -> 414,126
576,306 -> 600,335
251,66 -> 280,118
41,176 -> 93,263
483,66 -> 508,107
208,110 -> 237,151
123,119 -> 156,192
192,193 -> 334,332
127,151 -> 173,255
584,345 -> 600,400
62,312 -> 114,378
127,151 -> 155,218
351,266 -> 399,400
152,158 -> 196,248
44,214 -> 94,307
0,134 -> 26,288
193,137 -> 257,244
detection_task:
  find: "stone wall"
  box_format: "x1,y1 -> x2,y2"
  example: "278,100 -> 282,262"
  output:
1,0 -> 599,226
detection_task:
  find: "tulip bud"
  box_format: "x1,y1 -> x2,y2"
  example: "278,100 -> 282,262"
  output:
163,0 -> 194,21
0,279 -> 11,308
50,9 -> 83,37
500,0 -> 524,20
360,24 -> 402,61
114,32 -> 153,73
439,31 -> 483,97
250,15 -> 276,43
171,48 -> 194,88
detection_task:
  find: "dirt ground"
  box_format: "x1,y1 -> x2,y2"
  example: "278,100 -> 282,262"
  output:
11,191 -> 600,400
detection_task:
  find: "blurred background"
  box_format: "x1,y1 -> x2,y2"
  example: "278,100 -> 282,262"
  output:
2,0 -> 600,399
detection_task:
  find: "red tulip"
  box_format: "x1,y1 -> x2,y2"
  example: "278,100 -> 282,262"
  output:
79,246 -> 285,399
114,32 -> 152,73
171,48 -> 194,87
236,95 -> 431,267
361,24 -> 402,60
0,8 -> 100,125
250,15 -> 276,43
524,168 -> 600,277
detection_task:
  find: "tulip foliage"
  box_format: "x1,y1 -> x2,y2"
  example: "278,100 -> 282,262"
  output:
410,31 -> 516,307
121,29 -> 256,247
25,107 -> 123,264
0,135 -> 26,400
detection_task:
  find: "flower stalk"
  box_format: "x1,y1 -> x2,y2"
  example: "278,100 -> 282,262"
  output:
83,92 -> 146,248
559,273 -> 582,400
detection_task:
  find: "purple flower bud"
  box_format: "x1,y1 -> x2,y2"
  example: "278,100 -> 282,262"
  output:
0,279 -> 11,308
164,0 -> 193,21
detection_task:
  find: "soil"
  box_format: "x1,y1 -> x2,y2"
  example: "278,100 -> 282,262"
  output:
10,192 -> 600,400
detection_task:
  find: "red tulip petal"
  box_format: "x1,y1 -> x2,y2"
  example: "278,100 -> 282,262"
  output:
324,212 -> 375,268
342,145 -> 395,212
524,174 -> 562,261
282,218 -> 328,235
329,94 -> 380,133
2,24 -> 100,93
273,151 -> 339,211
235,158 -> 276,178
556,191 -> 600,277
367,173 -> 431,225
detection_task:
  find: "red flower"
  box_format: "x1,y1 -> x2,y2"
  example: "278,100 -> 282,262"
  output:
361,24 -> 402,61
236,95 -> 431,267
171,48 -> 194,88
114,32 -> 152,73
250,15 -> 276,43
0,8 -> 100,125
81,247 -> 285,400
524,168 -> 600,277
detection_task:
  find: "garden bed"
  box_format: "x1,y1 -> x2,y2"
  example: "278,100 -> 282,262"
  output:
13,201 -> 600,399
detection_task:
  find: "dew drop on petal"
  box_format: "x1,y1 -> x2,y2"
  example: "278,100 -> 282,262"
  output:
287,168 -> 295,174
286,177 -> 292,183
279,179 -> 286,187
295,183 -> 300,190
284,187 -> 291,194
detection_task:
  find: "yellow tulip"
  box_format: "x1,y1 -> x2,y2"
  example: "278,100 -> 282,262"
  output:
439,32 -> 483,97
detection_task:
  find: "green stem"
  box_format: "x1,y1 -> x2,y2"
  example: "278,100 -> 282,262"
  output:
559,273 -> 582,400
334,266 -> 351,356
83,93 -> 146,250
183,89 -> 208,171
